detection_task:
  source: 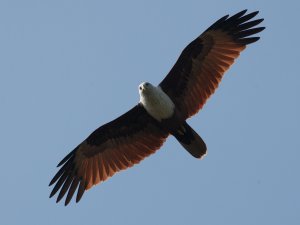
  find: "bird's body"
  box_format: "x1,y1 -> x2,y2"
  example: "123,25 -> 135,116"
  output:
49,10 -> 265,205
139,82 -> 207,157
139,82 -> 175,122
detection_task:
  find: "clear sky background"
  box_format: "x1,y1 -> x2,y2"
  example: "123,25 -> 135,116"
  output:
1,1 -> 299,225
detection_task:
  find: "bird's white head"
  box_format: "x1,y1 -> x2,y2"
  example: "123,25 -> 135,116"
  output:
138,82 -> 154,96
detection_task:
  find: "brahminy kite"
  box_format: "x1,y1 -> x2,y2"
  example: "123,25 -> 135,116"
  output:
49,10 -> 264,205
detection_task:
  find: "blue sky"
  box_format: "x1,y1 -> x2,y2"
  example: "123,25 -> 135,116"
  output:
1,1 -> 299,224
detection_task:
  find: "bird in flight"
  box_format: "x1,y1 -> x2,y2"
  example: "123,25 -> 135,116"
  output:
49,9 -> 264,205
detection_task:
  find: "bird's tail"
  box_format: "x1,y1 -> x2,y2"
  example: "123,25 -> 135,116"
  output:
172,122 -> 207,159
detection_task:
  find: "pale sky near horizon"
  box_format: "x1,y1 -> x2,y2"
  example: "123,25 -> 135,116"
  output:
1,1 -> 299,225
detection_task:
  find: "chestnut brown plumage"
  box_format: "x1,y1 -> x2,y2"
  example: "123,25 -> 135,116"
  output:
160,10 -> 264,119
49,105 -> 168,205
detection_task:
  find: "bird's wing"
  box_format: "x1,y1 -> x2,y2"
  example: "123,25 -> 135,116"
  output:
49,104 -> 169,205
159,10 -> 265,119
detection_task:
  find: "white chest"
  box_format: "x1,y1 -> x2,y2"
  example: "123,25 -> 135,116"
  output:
140,86 -> 175,121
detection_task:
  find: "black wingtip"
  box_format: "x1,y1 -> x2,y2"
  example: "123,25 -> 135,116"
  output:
49,188 -> 57,199
49,176 -> 58,186
64,177 -> 80,206
237,11 -> 260,24
205,10 -> 265,36
56,197 -> 61,203
233,9 -> 248,18
238,37 -> 260,45
208,10 -> 265,45
76,180 -> 86,203
50,148 -> 82,205
65,195 -> 72,206
235,27 -> 266,39
247,10 -> 259,17
57,147 -> 78,167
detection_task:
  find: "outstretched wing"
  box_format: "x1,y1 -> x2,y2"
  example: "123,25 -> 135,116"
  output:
49,104 -> 169,205
159,10 -> 265,119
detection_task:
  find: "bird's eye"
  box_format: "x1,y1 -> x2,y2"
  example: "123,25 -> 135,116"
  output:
139,86 -> 142,90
